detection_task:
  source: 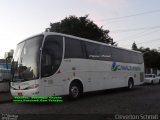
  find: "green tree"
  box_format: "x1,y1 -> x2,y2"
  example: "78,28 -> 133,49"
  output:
48,15 -> 116,45
138,47 -> 160,70
131,42 -> 138,51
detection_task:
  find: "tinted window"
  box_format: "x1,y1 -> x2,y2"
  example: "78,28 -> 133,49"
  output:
86,42 -> 111,61
41,35 -> 63,77
111,47 -> 143,64
112,48 -> 130,63
65,37 -> 86,58
137,53 -> 143,63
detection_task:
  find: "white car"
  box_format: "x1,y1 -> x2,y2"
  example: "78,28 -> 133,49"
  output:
156,74 -> 160,83
144,74 -> 159,84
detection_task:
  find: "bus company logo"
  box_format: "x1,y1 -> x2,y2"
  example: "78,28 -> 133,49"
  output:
111,62 -> 141,71
111,62 -> 118,71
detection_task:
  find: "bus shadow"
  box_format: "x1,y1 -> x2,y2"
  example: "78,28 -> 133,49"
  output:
142,83 -> 160,86
80,86 -> 143,100
16,86 -> 143,105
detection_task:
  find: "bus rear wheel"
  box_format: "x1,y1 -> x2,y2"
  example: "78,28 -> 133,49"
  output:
128,79 -> 134,89
69,82 -> 81,99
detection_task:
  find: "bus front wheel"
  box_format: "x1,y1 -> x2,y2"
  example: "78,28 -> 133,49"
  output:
69,82 -> 81,99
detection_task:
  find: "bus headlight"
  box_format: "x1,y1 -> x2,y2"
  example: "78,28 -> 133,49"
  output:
10,86 -> 16,90
25,84 -> 39,90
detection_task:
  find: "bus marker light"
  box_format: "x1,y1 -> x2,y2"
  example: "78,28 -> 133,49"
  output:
73,72 -> 75,76
72,67 -> 76,70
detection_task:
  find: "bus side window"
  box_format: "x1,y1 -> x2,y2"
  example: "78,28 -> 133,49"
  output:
41,35 -> 63,77
85,42 -> 111,61
64,37 -> 86,59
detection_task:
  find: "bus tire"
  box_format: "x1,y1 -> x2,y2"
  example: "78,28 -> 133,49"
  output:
128,78 -> 134,89
69,82 -> 82,99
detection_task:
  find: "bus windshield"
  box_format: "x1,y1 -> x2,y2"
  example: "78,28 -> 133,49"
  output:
12,35 -> 43,81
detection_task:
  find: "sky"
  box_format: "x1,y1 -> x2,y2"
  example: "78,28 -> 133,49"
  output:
0,0 -> 160,58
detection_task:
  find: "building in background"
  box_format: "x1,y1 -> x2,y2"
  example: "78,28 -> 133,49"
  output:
4,49 -> 14,59
145,68 -> 160,76
0,49 -> 13,92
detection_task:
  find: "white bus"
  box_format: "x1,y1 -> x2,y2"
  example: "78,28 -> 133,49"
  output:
10,32 -> 144,99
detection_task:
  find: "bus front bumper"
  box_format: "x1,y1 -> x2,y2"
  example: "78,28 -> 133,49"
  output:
10,88 -> 40,97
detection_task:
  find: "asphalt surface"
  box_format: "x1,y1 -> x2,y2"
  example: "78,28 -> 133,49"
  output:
0,91 -> 12,103
1,84 -> 160,119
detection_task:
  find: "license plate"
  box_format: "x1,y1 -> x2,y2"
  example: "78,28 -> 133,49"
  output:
18,93 -> 23,96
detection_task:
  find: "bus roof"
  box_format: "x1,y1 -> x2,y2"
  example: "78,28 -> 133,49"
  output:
18,32 -> 142,54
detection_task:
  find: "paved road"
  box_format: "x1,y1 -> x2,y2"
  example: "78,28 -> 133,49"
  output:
1,84 -> 160,116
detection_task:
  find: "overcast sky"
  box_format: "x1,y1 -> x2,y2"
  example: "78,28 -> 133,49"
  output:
0,0 -> 160,58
